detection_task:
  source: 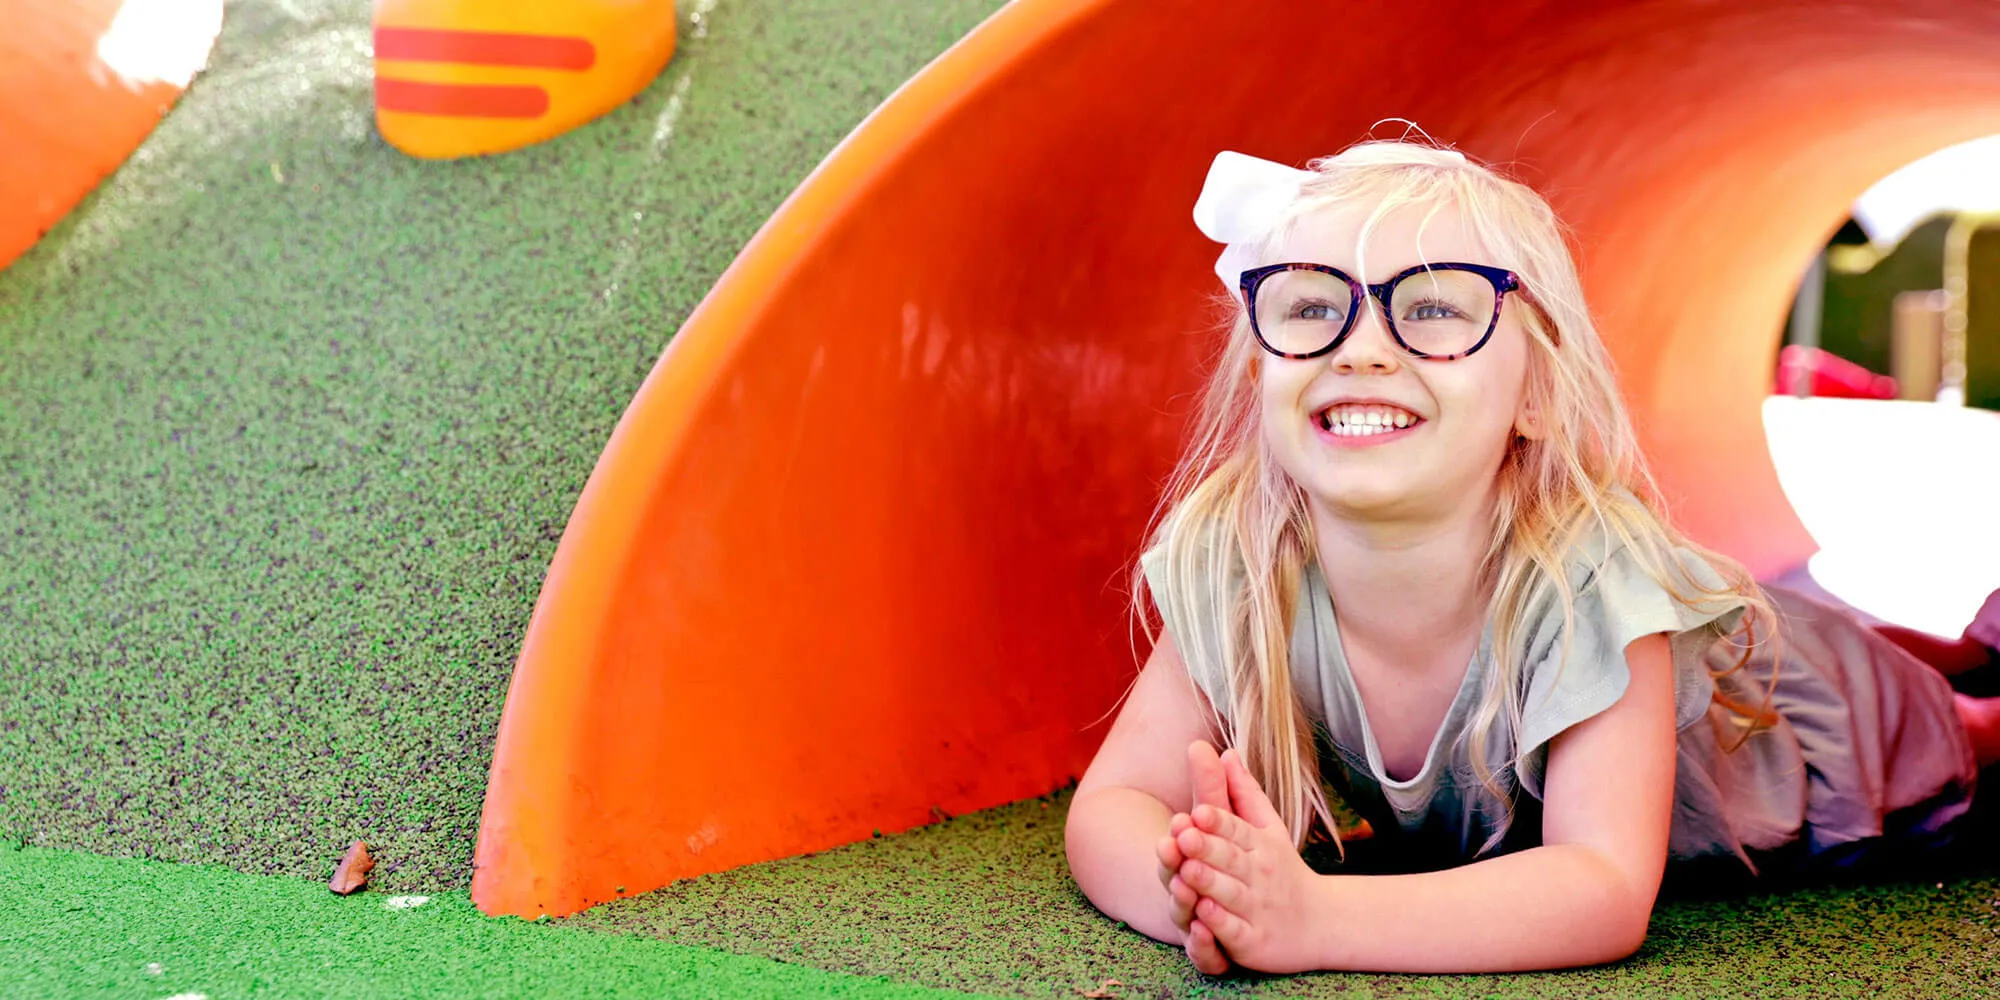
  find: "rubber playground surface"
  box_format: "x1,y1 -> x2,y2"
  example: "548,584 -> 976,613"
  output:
1,0 -> 1998,997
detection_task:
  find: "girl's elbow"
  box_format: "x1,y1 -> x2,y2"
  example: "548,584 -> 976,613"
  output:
1589,896 -> 1655,965
1061,787 -> 1105,851
1606,919 -> 1650,964
1563,912 -> 1649,969
1581,849 -> 1662,964
1060,789 -> 1120,890
1060,804 -> 1090,876
1572,862 -> 1658,966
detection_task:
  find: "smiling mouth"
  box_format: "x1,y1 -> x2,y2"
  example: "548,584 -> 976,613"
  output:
1314,403 -> 1424,438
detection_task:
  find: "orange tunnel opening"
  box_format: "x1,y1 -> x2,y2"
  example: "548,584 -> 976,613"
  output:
472,0 -> 2000,917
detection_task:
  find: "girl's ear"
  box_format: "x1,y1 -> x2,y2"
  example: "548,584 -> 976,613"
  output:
1514,393 -> 1545,441
1515,347 -> 1554,441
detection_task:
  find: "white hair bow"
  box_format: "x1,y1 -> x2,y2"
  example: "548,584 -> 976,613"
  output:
1192,146 -> 1471,294
1192,151 -> 1313,295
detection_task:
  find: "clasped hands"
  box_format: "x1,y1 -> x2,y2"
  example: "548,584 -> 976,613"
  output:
1154,740 -> 1326,976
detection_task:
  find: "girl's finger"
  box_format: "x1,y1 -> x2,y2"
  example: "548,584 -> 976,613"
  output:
1177,820 -> 1248,875
1178,857 -> 1251,913
1188,741 -> 1231,813
1189,802 -> 1257,850
1195,896 -> 1255,957
1168,873 -> 1198,930
1187,917 -> 1231,977
1167,812 -> 1193,858
1221,747 -> 1287,830
1157,833 -> 1184,889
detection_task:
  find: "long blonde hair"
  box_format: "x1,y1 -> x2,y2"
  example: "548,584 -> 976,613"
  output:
1135,139 -> 1775,854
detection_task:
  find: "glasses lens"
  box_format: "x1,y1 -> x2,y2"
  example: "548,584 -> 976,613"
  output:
1387,268 -> 1497,357
1252,268 -> 1353,356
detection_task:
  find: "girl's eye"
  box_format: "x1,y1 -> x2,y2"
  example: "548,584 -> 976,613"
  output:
1293,300 -> 1345,322
1404,299 -> 1468,322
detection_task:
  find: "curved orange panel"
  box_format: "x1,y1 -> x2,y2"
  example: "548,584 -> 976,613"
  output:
0,0 -> 223,271
473,0 -> 2000,917
372,0 -> 676,160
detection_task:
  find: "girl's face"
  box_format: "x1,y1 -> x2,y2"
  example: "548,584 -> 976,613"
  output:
1257,200 -> 1537,523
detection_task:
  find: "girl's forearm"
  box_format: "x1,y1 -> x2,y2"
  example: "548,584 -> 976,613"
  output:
1309,843 -> 1656,972
1063,786 -> 1184,946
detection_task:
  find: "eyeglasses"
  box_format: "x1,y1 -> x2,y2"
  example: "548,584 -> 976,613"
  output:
1240,261 -> 1523,361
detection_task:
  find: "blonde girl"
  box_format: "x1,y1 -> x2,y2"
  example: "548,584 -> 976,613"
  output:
1063,140 -> 1997,975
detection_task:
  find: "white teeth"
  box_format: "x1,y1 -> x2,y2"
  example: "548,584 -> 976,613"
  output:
1319,404 -> 1420,436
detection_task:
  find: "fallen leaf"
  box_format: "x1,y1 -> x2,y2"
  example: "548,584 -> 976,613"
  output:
330,841 -> 373,895
1076,978 -> 1128,998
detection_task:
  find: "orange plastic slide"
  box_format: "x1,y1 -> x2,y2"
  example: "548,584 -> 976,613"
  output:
0,0 -> 223,271
472,0 -> 2000,918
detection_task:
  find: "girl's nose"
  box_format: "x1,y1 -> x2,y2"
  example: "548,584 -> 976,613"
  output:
1330,299 -> 1402,375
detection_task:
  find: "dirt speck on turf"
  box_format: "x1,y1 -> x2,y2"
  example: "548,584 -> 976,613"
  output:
329,841 -> 372,895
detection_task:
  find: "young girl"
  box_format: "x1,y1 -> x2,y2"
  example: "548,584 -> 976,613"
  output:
1063,140 -> 2000,976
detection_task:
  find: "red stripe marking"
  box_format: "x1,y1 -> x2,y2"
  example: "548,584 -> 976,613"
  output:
375,78 -> 550,119
374,27 -> 595,70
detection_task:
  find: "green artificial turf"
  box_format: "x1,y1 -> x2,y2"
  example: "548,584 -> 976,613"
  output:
0,0 -> 1005,890
1,801 -> 1995,1000
566,787 -> 2000,999
0,844 -> 968,999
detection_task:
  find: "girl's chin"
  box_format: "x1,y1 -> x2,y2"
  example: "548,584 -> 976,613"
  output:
1299,478 -> 1419,517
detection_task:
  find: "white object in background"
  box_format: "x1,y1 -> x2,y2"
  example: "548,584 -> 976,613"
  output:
1851,134 -> 2000,249
95,0 -> 226,89
1763,396 -> 2000,636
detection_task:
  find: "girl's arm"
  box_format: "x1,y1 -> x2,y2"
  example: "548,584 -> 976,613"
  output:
1177,633 -> 1678,973
1065,632 -> 1226,947
1320,631 -> 1678,970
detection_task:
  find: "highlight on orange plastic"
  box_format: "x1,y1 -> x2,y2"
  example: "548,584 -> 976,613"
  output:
372,0 -> 677,160
471,0 -> 2000,918
0,0 -> 223,272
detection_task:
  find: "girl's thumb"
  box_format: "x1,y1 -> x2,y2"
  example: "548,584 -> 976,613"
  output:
1220,748 -> 1285,829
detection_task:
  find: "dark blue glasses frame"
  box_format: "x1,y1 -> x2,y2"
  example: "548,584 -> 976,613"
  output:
1239,261 -> 1523,361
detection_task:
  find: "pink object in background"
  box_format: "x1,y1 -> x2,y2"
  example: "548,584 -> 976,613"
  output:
1776,345 -> 1900,400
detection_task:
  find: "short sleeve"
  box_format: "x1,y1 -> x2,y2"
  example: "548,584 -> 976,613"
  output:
1138,533 -> 1238,721
1515,536 -> 1751,800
